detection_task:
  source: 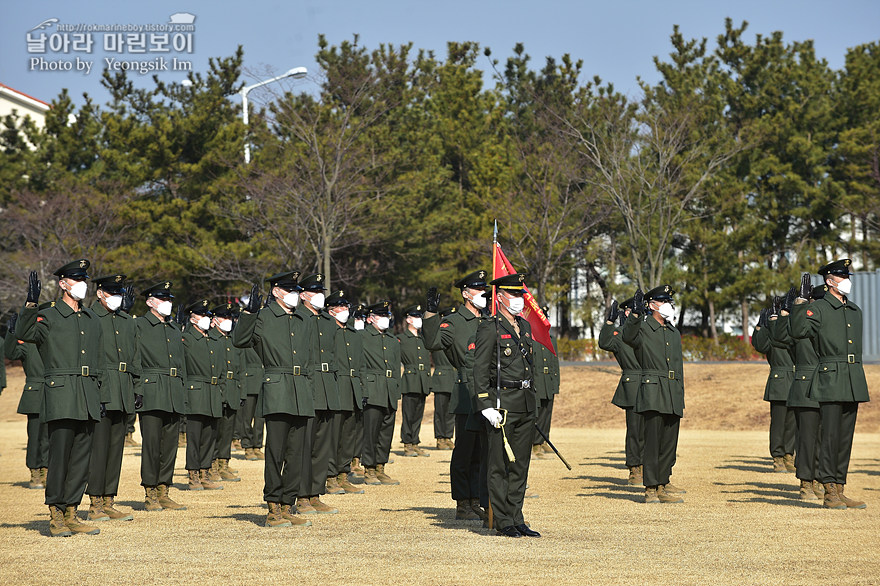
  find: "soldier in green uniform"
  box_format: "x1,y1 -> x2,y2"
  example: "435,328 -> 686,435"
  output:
423,270 -> 489,522
135,281 -> 188,512
399,304 -> 432,457
360,300 -> 402,486
752,298 -> 797,473
233,271 -> 313,528
85,275 -> 138,521
431,307 -> 457,450
790,260 -> 870,509
237,292 -> 266,462
18,260 -> 102,537
623,285 -> 685,504
775,281 -> 826,500
349,303 -> 368,479
531,307 -> 559,460
599,298 -> 645,485
6,313 -> 49,490
473,273 -> 540,538
211,303 -> 244,482
181,300 -> 223,491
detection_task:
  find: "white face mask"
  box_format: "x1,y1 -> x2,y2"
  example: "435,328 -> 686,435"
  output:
468,290 -> 487,310
105,294 -> 122,311
218,319 -> 233,332
308,292 -> 325,309
156,300 -> 173,317
333,309 -> 350,324
657,302 -> 675,321
196,316 -> 211,331
506,296 -> 525,315
374,316 -> 390,330
67,280 -> 88,301
831,278 -> 852,295
410,317 -> 423,329
354,319 -> 365,331
282,291 -> 299,308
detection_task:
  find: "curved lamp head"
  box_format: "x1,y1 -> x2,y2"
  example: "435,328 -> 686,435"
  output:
284,67 -> 308,79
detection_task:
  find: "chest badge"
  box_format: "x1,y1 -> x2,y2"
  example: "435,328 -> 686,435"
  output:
503,347 -> 512,356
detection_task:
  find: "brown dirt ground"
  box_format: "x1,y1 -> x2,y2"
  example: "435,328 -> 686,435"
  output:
1,364 -> 879,585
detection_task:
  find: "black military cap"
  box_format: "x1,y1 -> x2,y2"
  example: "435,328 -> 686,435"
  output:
186,299 -> 212,316
454,269 -> 489,289
353,303 -> 368,319
53,259 -> 90,280
490,273 -> 527,293
93,274 -> 127,294
299,273 -> 326,292
266,270 -> 301,290
810,285 -> 828,300
818,258 -> 853,277
645,285 -> 675,302
440,306 -> 457,318
142,281 -> 174,299
368,300 -> 392,316
403,304 -> 423,317
211,302 -> 239,318
619,297 -> 636,310
326,290 -> 350,307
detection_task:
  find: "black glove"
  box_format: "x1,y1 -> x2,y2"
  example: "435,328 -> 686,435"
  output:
245,283 -> 262,313
6,314 -> 17,335
120,285 -> 135,314
361,395 -> 368,409
426,287 -> 440,313
799,273 -> 812,299
758,307 -> 770,328
239,397 -> 246,407
134,394 -> 143,410
782,286 -> 796,312
605,299 -> 619,323
100,403 -> 107,418
618,311 -> 626,327
633,288 -> 644,314
26,270 -> 41,304
175,303 -> 187,326
771,295 -> 783,316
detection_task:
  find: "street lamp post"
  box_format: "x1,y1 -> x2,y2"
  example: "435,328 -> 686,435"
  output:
241,66 -> 307,164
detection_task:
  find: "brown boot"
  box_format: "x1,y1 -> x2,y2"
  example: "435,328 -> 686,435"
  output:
244,448 -> 258,461
48,505 -> 73,537
309,496 -> 338,514
663,481 -> 686,494
188,469 -> 204,490
218,459 -> 241,482
822,482 -> 846,510
470,498 -> 488,521
363,467 -> 382,486
253,448 -> 265,460
280,504 -> 312,527
403,443 -> 418,457
812,480 -> 825,498
415,444 -> 430,457
265,503 -> 292,528
627,466 -> 641,486
144,486 -> 163,511
87,495 -> 110,521
124,432 -> 140,447
658,485 -> 684,503
64,506 -> 100,535
375,464 -> 399,485
28,468 -> 45,490
783,453 -> 796,472
325,476 -> 346,495
532,444 -> 548,460
542,442 -> 553,454
350,458 -> 365,481
645,486 -> 660,504
231,439 -> 242,452
208,460 -> 223,482
157,484 -> 187,510
103,497 -> 133,521
455,500 -> 481,520
436,439 -> 445,450
39,468 -> 48,486
178,432 -> 186,447
337,473 -> 365,494
296,497 -> 317,515
772,456 -> 786,473
799,479 -> 819,500
837,484 -> 867,509
199,469 -> 224,490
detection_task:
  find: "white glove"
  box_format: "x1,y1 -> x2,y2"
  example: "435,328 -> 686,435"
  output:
481,407 -> 503,428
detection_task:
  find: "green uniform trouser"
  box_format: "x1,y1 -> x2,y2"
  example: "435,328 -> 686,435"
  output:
333,410 -> 357,475
818,402 -> 858,484
450,414 -> 481,501
87,410 -> 126,496
794,407 -> 821,482
533,397 -> 554,446
139,411 -> 179,487
264,414 -> 308,505
641,410 -> 680,487
353,409 -> 364,460
400,393 -> 427,445
433,392 -> 454,439
125,412 -> 137,435
214,403 -> 236,460
238,394 -> 264,450
486,410 -> 534,530
769,401 -> 797,457
623,406 -> 645,468
46,419 -> 94,507
185,415 -> 217,471
26,414 -> 49,469
362,405 -> 395,467
302,409 -> 338,496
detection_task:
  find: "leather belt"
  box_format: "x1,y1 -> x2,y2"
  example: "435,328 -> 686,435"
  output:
264,366 -> 304,376
642,369 -> 679,381
142,367 -> 180,378
44,366 -> 92,377
823,354 -> 860,364
495,378 -> 531,389
190,375 -> 220,385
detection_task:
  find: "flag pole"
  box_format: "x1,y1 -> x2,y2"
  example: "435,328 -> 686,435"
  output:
492,220 -> 498,316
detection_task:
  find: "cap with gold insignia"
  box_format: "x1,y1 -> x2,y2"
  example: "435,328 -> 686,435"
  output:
368,300 -> 392,316
645,285 -> 675,302
810,285 -> 828,300
299,273 -> 326,292
53,259 -> 90,280
326,290 -> 350,308
142,281 -> 174,299
440,306 -> 457,318
266,270 -> 301,290
490,273 -> 527,293
619,297 -> 636,310
454,270 -> 488,290
818,258 -> 853,277
93,274 -> 127,294
353,303 -> 368,319
186,299 -> 212,316
403,304 -> 423,317
211,302 -> 239,318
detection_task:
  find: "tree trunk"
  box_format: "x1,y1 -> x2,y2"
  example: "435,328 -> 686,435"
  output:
708,298 -> 719,346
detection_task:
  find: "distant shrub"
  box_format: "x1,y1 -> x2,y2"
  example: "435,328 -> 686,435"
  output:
681,334 -> 761,361
557,338 -> 612,361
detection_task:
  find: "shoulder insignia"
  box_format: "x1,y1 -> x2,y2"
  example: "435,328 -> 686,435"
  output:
440,323 -> 449,329
17,340 -> 24,345
37,316 -> 44,322
806,310 -> 813,316
525,333 -> 531,338
613,331 -> 618,336
467,342 -> 475,351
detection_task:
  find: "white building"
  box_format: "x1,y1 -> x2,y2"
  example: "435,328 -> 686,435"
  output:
0,83 -> 50,144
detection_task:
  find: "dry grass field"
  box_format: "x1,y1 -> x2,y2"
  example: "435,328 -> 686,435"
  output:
1,363 -> 879,585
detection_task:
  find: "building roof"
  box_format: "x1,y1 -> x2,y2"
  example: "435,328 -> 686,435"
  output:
0,83 -> 51,112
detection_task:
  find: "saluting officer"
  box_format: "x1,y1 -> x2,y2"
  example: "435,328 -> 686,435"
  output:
399,304 -> 432,458
790,260 -> 870,509
531,306 -> 559,460
473,273 -> 540,538
18,260 -> 103,537
237,292 -> 266,462
211,303 -> 244,482
135,281 -> 188,512
430,307 -> 458,450
623,285 -> 685,504
85,275 -> 138,521
360,300 -> 402,486
598,298 -> 645,486
422,270 -> 489,522
233,271 -> 314,528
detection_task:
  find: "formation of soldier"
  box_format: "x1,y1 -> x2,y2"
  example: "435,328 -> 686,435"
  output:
7,262 -> 558,537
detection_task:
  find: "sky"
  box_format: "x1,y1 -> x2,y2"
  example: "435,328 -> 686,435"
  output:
2,0 -> 879,110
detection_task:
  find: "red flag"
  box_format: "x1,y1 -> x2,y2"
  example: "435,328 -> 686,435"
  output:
492,241 -> 556,355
